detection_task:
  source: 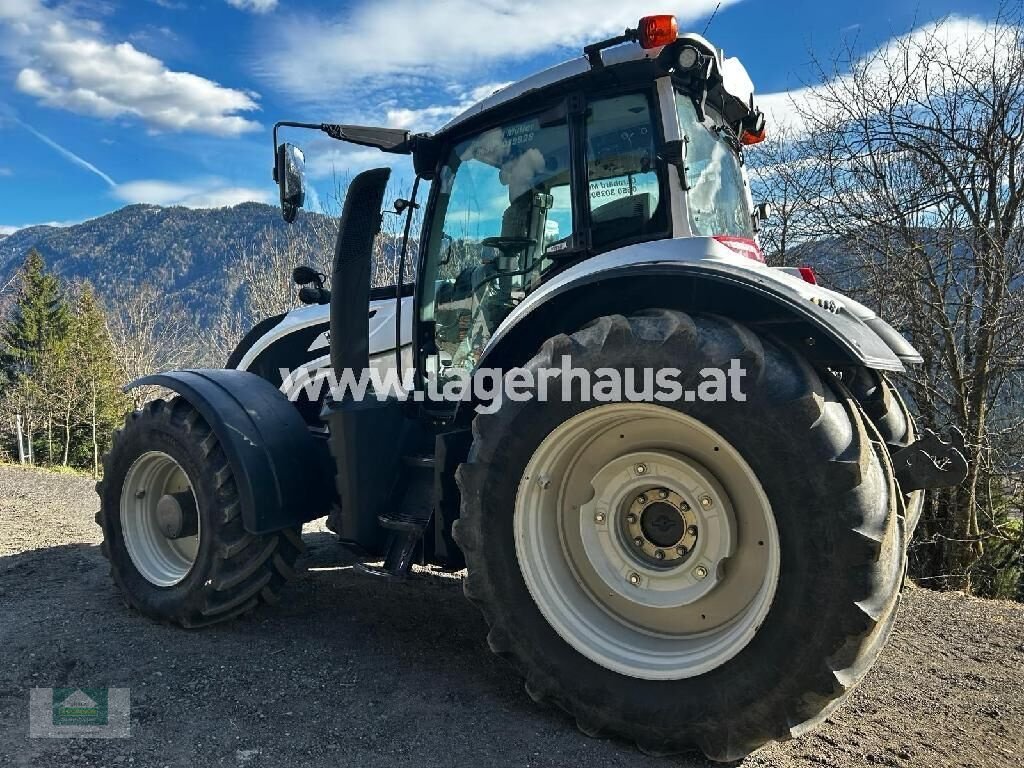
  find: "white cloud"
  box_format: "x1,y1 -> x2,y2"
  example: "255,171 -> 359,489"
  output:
385,82 -> 512,131
305,146 -> 405,180
260,1 -> 738,112
758,17 -> 1015,136
1,1 -> 261,136
113,178 -> 274,208
226,0 -> 278,12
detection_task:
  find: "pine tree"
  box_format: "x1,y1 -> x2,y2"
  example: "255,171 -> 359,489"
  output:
0,250 -> 71,465
68,283 -> 127,477
1,250 -> 70,372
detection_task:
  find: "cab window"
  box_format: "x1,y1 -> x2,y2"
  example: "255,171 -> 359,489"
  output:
586,93 -> 667,250
420,114 -> 573,372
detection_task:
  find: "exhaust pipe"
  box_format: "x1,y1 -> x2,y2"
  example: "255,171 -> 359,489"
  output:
330,167 -> 391,383
323,167 -> 404,551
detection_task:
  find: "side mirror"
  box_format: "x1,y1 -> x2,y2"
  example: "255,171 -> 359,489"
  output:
275,143 -> 306,223
757,202 -> 774,222
292,265 -> 323,286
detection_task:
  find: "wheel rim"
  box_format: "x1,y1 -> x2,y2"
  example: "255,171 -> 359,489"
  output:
120,451 -> 200,587
514,403 -> 780,680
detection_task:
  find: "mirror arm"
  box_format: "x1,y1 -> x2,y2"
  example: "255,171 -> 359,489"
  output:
273,120 -> 422,184
320,124 -> 413,154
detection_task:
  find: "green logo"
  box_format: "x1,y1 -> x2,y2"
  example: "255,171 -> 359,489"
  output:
52,688 -> 109,727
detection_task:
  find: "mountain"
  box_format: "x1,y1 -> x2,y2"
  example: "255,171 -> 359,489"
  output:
0,203 -> 333,327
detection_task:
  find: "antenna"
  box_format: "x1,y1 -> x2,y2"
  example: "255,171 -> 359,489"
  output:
702,2 -> 721,36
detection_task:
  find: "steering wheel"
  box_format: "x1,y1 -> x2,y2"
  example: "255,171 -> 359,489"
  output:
481,236 -> 537,255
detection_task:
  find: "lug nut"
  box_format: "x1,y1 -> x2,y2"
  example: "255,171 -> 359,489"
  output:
633,536 -> 644,547
594,511 -> 606,524
634,463 -> 647,475
699,495 -> 713,509
537,476 -> 551,490
658,489 -> 669,499
654,549 -> 665,560
628,572 -> 642,586
687,525 -> 699,536
626,513 -> 638,524
676,545 -> 688,556
694,565 -> 709,580
637,494 -> 648,505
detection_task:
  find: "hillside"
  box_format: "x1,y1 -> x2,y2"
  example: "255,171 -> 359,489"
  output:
0,203 -> 333,327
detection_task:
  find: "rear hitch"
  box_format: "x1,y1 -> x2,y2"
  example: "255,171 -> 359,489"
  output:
891,428 -> 969,492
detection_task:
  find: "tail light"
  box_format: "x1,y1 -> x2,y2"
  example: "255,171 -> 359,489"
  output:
713,235 -> 765,263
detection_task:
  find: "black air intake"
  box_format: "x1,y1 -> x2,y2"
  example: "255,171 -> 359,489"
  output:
330,167 -> 392,381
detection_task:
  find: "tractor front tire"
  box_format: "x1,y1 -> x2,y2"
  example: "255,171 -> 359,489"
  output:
96,398 -> 303,628
454,311 -> 904,760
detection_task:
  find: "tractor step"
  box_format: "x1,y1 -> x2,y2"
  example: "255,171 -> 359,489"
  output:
354,530 -> 423,581
378,465 -> 433,532
354,466 -> 433,581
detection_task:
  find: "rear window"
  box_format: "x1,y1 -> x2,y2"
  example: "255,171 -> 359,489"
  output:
585,93 -> 668,250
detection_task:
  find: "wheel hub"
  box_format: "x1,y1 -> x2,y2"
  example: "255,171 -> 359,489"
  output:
156,492 -> 199,540
578,450 -> 735,609
640,502 -> 684,547
626,490 -> 698,565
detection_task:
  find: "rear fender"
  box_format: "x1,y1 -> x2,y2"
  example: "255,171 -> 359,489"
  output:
125,369 -> 333,535
477,238 -> 921,373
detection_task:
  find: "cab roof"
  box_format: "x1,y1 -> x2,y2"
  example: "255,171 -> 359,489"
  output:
440,33 -> 757,134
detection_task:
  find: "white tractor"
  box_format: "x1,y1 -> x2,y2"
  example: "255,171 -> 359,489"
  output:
97,17 -> 967,760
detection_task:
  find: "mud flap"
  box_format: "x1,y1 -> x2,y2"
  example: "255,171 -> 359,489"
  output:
125,369 -> 333,534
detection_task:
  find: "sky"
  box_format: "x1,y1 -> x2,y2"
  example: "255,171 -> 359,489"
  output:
0,0 -> 1010,234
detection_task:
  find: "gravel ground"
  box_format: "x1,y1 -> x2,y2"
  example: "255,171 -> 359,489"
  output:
1,463 -> 1022,768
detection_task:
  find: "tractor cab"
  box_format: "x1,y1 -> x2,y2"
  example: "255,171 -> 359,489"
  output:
272,16 -> 771,387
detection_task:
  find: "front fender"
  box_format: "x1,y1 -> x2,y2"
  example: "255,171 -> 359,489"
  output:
126,369 -> 332,535
479,238 -> 921,373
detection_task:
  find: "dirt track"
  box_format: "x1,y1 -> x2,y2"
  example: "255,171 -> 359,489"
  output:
1,463 -> 1022,768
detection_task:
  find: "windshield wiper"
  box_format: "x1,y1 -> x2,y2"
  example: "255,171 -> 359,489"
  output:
711,124 -> 744,158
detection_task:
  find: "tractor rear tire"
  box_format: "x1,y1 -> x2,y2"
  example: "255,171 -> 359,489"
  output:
845,368 -> 924,534
454,311 -> 904,761
96,398 -> 303,628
